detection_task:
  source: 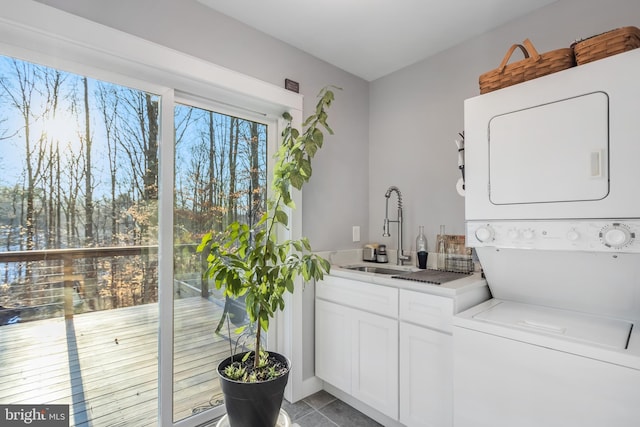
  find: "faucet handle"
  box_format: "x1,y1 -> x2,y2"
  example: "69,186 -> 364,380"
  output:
398,253 -> 411,265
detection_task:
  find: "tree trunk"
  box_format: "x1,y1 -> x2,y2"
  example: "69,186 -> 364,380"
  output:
207,111 -> 217,231
143,94 -> 158,304
249,122 -> 261,227
144,94 -> 158,201
83,77 -> 94,246
227,117 -> 238,225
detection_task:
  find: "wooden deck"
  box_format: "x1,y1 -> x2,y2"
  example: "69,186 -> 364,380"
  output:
0,296 -> 245,426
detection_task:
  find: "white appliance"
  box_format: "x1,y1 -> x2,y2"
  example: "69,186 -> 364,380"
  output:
454,48 -> 640,427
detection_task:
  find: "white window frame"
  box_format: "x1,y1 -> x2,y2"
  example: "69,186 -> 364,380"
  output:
0,2 -> 305,426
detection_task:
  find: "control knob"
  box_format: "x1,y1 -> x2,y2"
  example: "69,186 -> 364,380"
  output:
475,225 -> 495,243
600,223 -> 635,249
566,229 -> 580,242
521,229 -> 535,240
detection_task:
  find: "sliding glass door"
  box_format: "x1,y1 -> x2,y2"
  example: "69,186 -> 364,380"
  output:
171,98 -> 272,423
0,54 -> 280,427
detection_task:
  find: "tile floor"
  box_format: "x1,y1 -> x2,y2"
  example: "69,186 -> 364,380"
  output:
282,390 -> 382,427
208,390 -> 382,426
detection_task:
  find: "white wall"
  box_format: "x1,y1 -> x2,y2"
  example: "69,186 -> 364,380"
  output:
369,0 -> 640,255
35,0 -> 371,252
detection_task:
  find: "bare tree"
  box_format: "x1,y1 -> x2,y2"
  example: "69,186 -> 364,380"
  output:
42,68 -> 65,249
0,59 -> 47,252
206,111 -> 217,231
61,140 -> 84,247
116,90 -> 159,303
248,121 -> 262,226
144,94 -> 158,201
227,117 -> 239,224
82,77 -> 94,247
96,82 -> 119,244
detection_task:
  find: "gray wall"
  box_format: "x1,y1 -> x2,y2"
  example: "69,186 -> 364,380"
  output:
370,0 -> 640,254
36,0 -> 370,252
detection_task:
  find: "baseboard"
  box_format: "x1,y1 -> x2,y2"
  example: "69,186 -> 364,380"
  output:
285,375 -> 323,403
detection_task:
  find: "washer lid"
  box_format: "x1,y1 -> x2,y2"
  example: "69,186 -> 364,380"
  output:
473,301 -> 632,350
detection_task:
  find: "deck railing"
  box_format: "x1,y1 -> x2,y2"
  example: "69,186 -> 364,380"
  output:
0,246 -> 161,321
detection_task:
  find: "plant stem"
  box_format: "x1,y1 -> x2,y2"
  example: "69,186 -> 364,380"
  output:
254,315 -> 262,368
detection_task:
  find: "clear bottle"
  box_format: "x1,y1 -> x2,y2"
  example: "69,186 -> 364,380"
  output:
415,226 -> 428,269
436,225 -> 447,270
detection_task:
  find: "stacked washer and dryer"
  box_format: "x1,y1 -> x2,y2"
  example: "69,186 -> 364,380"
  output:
454,48 -> 640,426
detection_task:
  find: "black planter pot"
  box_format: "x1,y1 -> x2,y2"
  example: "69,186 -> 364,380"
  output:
217,352 -> 290,427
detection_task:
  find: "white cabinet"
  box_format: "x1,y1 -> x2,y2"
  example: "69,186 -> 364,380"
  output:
399,322 -> 452,427
315,299 -> 351,392
315,274 -> 487,426
351,308 -> 398,418
399,290 -> 453,427
315,275 -> 399,419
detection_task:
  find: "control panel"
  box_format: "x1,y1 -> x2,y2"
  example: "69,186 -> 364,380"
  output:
466,220 -> 640,253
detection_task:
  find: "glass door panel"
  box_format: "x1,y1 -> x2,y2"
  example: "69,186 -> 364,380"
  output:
0,55 -> 160,426
172,102 -> 267,422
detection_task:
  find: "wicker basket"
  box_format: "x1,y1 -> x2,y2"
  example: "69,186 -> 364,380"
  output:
572,26 -> 640,65
479,39 -> 576,94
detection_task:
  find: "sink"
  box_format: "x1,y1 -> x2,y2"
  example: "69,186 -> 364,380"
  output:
341,265 -> 408,275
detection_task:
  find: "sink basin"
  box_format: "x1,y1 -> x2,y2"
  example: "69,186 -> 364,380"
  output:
341,265 -> 408,275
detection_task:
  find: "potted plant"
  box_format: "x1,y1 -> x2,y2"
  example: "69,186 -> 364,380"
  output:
197,87 -> 337,427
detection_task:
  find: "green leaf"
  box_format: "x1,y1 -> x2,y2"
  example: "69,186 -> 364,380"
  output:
260,313 -> 269,331
322,89 -> 335,104
299,158 -> 312,179
305,141 -> 318,157
301,237 -> 312,251
196,232 -> 212,252
290,172 -> 304,190
312,128 -> 324,146
319,257 -> 331,273
285,279 -> 295,293
275,208 -> 288,225
302,114 -> 317,127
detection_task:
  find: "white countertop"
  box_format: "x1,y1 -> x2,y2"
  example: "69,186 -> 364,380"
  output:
319,249 -> 488,298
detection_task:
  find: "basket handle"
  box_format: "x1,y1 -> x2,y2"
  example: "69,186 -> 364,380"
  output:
522,38 -> 541,60
497,39 -> 542,73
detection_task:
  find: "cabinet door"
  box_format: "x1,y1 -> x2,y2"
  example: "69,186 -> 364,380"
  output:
351,309 -> 399,420
400,322 -> 452,427
315,299 -> 351,393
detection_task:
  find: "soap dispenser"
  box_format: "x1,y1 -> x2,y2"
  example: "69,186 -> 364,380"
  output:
416,226 -> 428,269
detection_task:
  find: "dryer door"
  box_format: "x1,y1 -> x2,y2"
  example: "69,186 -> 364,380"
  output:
488,92 -> 609,205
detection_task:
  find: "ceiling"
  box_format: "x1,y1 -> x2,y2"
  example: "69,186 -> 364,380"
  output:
197,0 -> 558,81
